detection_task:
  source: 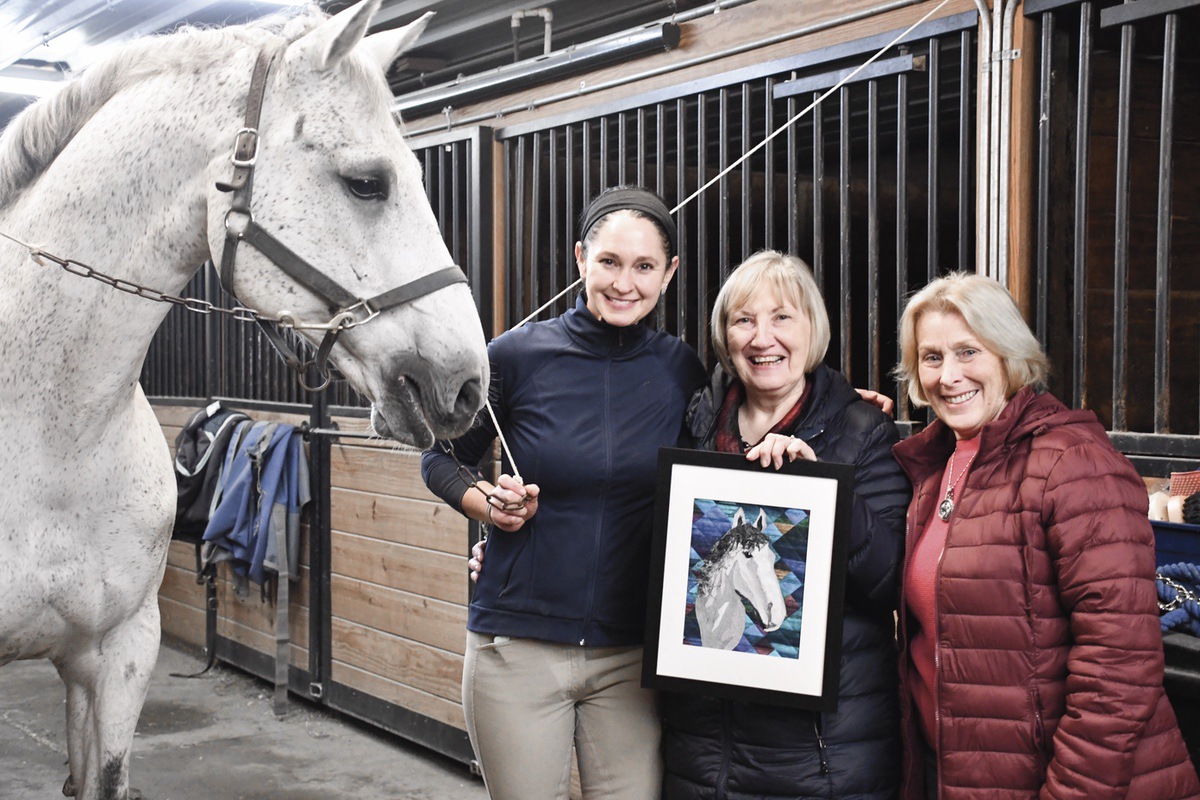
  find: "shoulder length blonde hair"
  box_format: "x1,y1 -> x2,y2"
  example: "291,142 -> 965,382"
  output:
894,271 -> 1049,407
711,250 -> 830,374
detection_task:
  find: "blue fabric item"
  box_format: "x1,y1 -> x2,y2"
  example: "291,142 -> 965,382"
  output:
661,363 -> 909,800
422,296 -> 706,647
203,420 -> 310,585
1158,562 -> 1200,635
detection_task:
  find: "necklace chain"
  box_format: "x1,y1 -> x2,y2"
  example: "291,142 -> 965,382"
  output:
937,449 -> 977,522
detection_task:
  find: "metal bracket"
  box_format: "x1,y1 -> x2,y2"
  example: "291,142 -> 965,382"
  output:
309,681 -> 325,699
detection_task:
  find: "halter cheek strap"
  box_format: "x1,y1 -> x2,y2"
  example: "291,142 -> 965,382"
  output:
215,48 -> 468,391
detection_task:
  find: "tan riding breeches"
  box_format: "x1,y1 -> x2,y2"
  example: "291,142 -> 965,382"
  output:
463,631 -> 662,799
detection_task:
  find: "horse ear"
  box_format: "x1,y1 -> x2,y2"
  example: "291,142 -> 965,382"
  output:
291,0 -> 383,72
755,509 -> 767,530
357,12 -> 434,73
732,507 -> 745,527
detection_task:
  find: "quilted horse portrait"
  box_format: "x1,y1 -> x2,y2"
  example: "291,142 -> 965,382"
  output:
694,507 -> 787,650
0,2 -> 487,798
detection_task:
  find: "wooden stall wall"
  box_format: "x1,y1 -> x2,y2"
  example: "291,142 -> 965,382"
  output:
153,402 -> 472,742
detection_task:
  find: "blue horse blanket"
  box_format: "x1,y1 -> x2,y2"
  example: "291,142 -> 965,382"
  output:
202,420 -> 310,586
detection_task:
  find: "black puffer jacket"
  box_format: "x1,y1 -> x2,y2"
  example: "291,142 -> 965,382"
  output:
661,364 -> 910,800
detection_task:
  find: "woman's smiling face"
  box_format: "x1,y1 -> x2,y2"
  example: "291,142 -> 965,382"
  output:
575,212 -> 677,328
724,288 -> 812,404
915,310 -> 1010,440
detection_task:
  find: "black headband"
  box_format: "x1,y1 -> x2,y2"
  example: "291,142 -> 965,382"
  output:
578,188 -> 678,259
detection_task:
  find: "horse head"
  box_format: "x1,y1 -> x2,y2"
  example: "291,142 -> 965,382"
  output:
205,0 -> 488,447
726,508 -> 786,633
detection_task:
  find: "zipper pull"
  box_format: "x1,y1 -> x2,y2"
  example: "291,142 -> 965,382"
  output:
813,718 -> 830,774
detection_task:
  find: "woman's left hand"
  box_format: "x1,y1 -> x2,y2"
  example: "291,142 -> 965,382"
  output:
746,433 -> 817,469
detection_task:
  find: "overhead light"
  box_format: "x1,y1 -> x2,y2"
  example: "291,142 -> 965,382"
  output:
395,22 -> 681,120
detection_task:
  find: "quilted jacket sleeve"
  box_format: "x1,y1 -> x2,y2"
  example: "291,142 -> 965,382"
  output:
1039,439 -> 1162,800
841,403 -> 911,608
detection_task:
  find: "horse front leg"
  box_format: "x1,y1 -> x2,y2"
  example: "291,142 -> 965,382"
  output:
58,597 -> 162,800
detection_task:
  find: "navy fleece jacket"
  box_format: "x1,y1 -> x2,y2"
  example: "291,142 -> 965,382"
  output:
422,297 -> 706,646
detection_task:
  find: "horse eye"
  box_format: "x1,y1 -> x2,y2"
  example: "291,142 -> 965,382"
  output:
344,176 -> 388,201
743,550 -> 754,558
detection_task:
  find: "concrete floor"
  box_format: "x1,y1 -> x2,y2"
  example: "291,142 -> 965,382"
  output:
0,641 -> 488,800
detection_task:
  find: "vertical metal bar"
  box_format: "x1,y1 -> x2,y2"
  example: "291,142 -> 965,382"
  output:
867,79 -> 880,390
787,96 -> 799,258
638,108 -> 648,189
655,104 -> 666,199
1035,12 -> 1054,347
896,71 -> 910,420
566,124 -> 577,318
839,85 -> 852,378
583,119 -> 593,208
765,78 -> 776,247
675,98 -> 689,339
530,132 -> 542,312
741,85 -> 752,261
618,112 -> 627,187
600,116 -> 610,191
1112,20 -> 1135,431
1155,14 -> 1177,433
926,37 -> 940,281
812,92 -> 825,294
718,88 -> 730,283
450,142 -> 463,264
469,127 -> 495,335
697,94 -> 710,362
549,128 -> 560,311
1072,3 -> 1093,409
436,143 -> 448,239
958,29 -> 972,271
306,385 -> 332,703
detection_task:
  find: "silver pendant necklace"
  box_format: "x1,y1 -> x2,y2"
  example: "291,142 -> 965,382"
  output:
938,449 -> 977,522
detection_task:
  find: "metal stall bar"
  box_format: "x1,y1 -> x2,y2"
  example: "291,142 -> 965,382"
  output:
896,69 -> 911,421
1073,2 -> 1094,411
765,78 -> 776,247
719,88 -> 731,280
957,30 -> 973,272
839,85 -> 852,378
926,38 -> 940,281
868,78 -> 881,391
1110,15 -> 1135,431
1035,10 -> 1054,348
1153,12 -> 1177,433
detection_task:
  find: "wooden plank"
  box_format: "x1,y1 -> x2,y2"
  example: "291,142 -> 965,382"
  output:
331,660 -> 467,731
331,532 -> 469,605
166,540 -> 199,570
331,487 -> 468,554
331,574 -> 468,655
159,563 -> 205,609
153,404 -> 201,428
215,576 -> 311,650
331,617 -> 463,703
330,443 -> 444,502
217,617 -> 309,668
158,595 -> 206,649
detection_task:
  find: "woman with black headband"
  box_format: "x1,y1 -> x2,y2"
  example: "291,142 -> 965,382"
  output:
422,186 -> 706,799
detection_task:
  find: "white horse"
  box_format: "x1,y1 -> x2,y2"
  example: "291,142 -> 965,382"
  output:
695,507 -> 787,650
0,2 -> 488,798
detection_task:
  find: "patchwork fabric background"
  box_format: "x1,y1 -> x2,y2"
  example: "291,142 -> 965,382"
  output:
683,498 -> 811,657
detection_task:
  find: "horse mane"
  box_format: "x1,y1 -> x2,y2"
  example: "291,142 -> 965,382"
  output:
695,522 -> 770,595
0,7 -> 329,209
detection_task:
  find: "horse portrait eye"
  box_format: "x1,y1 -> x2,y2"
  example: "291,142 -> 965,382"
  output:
743,549 -> 754,558
344,176 -> 388,201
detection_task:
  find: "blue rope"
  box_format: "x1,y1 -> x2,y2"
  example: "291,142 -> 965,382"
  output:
1157,562 -> 1200,636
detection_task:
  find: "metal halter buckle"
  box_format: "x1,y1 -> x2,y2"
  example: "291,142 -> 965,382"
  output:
230,127 -> 260,168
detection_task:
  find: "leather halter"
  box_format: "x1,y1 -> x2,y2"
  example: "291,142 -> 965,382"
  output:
215,49 -> 468,391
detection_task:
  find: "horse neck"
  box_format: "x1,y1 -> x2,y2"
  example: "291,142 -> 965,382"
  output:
0,68 -> 239,422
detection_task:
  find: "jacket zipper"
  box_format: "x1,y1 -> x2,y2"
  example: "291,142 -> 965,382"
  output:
813,715 -> 830,774
931,483 -> 955,800
578,352 -> 614,645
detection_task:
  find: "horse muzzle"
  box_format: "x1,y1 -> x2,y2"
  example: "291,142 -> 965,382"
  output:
369,355 -> 486,447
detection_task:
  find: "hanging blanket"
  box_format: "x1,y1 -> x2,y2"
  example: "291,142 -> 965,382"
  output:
202,420 -> 310,586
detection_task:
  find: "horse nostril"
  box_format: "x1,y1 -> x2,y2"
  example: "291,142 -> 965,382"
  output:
454,377 -> 483,417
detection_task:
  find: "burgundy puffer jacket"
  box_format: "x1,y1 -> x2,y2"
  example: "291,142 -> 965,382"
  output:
892,387 -> 1199,800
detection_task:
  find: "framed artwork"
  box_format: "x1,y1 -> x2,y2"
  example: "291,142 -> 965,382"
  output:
642,447 -> 853,711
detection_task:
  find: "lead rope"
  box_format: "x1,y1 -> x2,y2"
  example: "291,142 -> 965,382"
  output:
478,0 -> 952,482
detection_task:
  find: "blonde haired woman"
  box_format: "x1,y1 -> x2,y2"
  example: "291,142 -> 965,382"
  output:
661,250 -> 908,800
892,271 -> 1199,799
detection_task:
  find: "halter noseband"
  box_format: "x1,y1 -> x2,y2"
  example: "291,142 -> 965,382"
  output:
216,49 -> 468,391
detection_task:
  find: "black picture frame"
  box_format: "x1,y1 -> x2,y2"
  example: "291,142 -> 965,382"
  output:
642,447 -> 853,712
